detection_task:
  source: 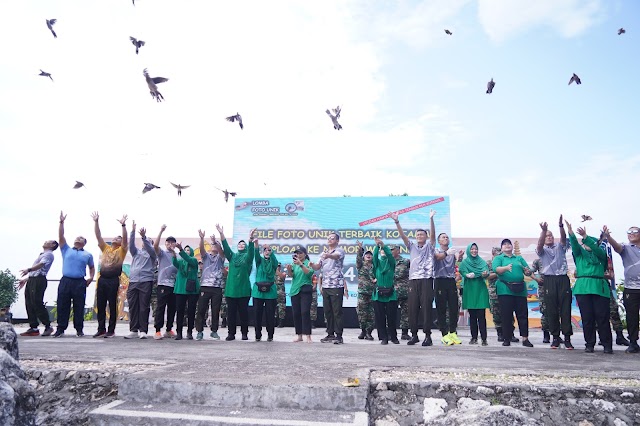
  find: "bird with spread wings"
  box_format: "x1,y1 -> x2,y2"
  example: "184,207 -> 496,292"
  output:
215,187 -> 237,203
326,106 -> 342,130
170,182 -> 189,197
143,68 -> 169,102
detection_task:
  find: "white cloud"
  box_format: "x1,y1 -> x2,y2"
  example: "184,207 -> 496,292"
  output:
477,0 -> 605,42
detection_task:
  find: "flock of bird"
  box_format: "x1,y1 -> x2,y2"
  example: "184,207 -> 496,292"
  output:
73,180 -> 238,202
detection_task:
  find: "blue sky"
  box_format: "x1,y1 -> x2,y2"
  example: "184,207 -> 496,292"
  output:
0,0 -> 638,283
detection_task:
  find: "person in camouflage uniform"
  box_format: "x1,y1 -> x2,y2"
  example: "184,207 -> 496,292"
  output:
529,258 -> 550,343
275,263 -> 287,327
601,270 -> 630,346
220,266 -> 228,328
391,245 -> 410,339
356,241 -> 375,340
310,278 -> 318,328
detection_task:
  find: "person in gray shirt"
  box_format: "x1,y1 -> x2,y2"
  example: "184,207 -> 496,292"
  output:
603,224 -> 640,353
535,215 -> 573,350
125,221 -> 158,339
152,225 -> 178,339
390,209 -> 436,347
195,231 -> 225,340
434,233 -> 463,346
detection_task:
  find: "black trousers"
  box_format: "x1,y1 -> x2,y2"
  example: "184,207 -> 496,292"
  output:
96,275 -> 119,333
175,293 -> 199,335
576,294 -> 611,347
468,309 -> 487,340
254,297 -> 277,338
322,287 -> 344,337
623,290 -> 640,342
56,277 -> 86,332
25,275 -> 50,328
195,287 -> 223,332
292,292 -> 312,335
435,277 -> 458,334
543,275 -> 573,337
374,300 -> 398,341
127,281 -> 152,333
498,295 -> 528,340
154,285 -> 176,332
227,296 -> 250,336
408,278 -> 434,336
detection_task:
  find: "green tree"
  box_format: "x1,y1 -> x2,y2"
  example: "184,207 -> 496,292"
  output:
389,193 -> 409,196
0,269 -> 19,308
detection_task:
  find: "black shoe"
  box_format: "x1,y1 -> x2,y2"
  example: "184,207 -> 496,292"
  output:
496,328 -> 504,342
320,335 -> 335,343
502,340 -> 511,346
312,324 -> 317,329
616,333 -> 630,346
550,337 -> 561,349
52,330 -> 64,338
381,339 -> 388,345
103,331 -> 115,338
625,342 -> 639,354
364,330 -> 374,341
401,333 -> 410,341
241,334 -> 248,341
357,329 -> 366,340
267,335 -> 273,342
522,339 -> 533,348
604,345 -> 614,354
186,333 -> 193,340
76,331 -> 84,337
481,339 -> 488,346
585,345 -> 595,353
333,336 -> 344,345
469,338 -> 478,345
407,336 -> 419,345
390,338 -> 400,344
175,334 -> 183,341
93,330 -> 106,338
422,336 -> 433,347
511,336 -> 520,343
277,319 -> 285,328
42,327 -> 54,337
543,331 -> 550,344
564,337 -> 574,350
225,335 -> 235,341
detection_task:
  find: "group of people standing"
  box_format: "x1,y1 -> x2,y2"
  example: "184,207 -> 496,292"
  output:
17,210 -> 640,354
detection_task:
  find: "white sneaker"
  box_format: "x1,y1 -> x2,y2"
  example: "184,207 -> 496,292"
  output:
139,332 -> 148,339
124,331 -> 138,339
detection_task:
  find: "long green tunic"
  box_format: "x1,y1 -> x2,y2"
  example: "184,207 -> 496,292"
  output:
172,250 -> 200,295
222,239 -> 254,298
569,234 -> 610,298
251,248 -> 279,300
372,245 -> 397,302
492,253 -> 529,297
289,259 -> 314,297
459,271 -> 490,310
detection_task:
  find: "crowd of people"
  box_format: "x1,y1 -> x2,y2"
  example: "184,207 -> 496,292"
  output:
16,210 -> 640,354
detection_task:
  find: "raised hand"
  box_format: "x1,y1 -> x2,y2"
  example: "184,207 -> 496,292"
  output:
91,211 -> 99,222
139,227 -> 146,238
216,223 -> 224,234
559,214 -> 563,227
198,229 -> 205,239
374,237 -> 383,246
210,235 -> 218,245
176,242 -> 183,251
117,214 -> 128,225
576,227 -> 587,237
356,240 -> 363,248
160,224 -> 167,232
430,209 -> 436,219
602,225 -> 611,236
564,219 -> 573,234
540,222 -> 548,232
249,228 -> 257,238
131,220 -> 137,232
59,211 -> 67,223
389,211 -> 399,222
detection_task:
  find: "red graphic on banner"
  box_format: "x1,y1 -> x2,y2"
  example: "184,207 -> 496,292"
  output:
358,197 -> 445,227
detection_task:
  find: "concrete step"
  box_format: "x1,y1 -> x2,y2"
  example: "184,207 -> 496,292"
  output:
90,400 -> 369,426
117,376 -> 368,412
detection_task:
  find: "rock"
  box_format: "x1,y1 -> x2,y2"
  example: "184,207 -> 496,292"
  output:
613,419 -> 628,426
376,382 -> 388,391
430,403 -> 537,425
423,398 -> 447,422
0,323 -> 19,361
457,397 -> 490,411
620,392 -> 634,399
578,421 -> 594,426
592,399 -> 616,413
375,416 -> 400,426
0,345 -> 37,425
595,389 -> 606,397
476,386 -> 495,396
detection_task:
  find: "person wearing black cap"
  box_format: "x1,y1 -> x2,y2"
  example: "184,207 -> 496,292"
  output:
492,238 -> 533,347
288,246 -> 314,343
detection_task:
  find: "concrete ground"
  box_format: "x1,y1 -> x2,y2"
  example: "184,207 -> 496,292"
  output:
14,321 -> 639,383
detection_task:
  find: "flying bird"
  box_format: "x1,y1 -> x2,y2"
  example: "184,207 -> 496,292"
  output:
215,187 -> 237,203
39,70 -> 53,81
444,29 -> 452,35
618,28 -> 626,35
130,36 -> 145,55
326,106 -> 342,130
486,78 -> 495,94
73,181 -> 85,189
132,0 -> 135,5
142,183 -> 160,194
568,73 -> 582,85
581,215 -> 592,222
143,68 -> 169,102
225,113 -> 243,129
46,19 -> 57,38
170,182 -> 190,197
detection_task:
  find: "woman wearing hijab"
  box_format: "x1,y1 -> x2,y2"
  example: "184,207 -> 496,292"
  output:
287,246 -> 314,343
372,237 -> 398,345
459,243 -> 490,345
252,240 -> 279,342
217,224 -> 256,341
172,243 -> 200,340
565,220 -> 612,354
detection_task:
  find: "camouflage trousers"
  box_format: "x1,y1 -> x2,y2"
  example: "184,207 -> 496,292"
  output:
538,284 -> 548,332
311,289 -> 318,322
220,295 -> 227,321
396,284 -> 410,329
488,280 -> 502,329
610,289 -> 624,332
357,292 -> 375,330
150,282 -> 158,319
276,282 -> 286,320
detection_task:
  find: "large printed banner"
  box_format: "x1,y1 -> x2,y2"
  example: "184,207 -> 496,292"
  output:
233,196 -> 451,308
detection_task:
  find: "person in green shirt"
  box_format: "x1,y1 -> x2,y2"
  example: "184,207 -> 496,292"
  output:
372,238 -> 398,345
216,224 -> 256,341
172,243 -> 200,341
252,239 -> 279,342
565,220 -> 612,354
287,246 -> 314,343
459,243 -> 490,346
492,238 -> 534,348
